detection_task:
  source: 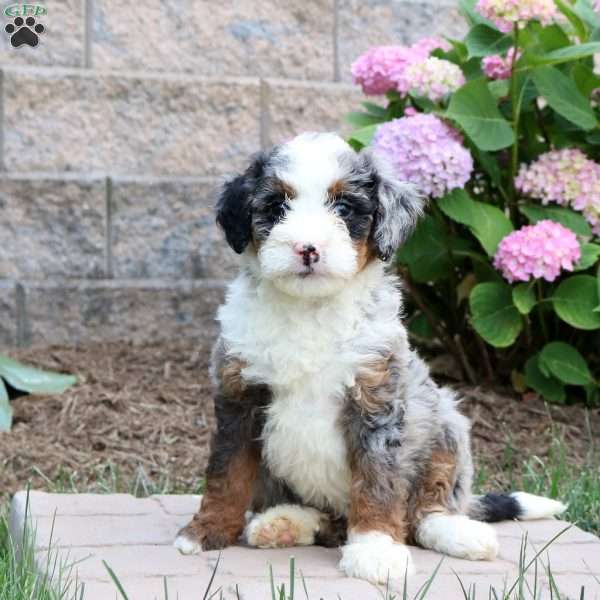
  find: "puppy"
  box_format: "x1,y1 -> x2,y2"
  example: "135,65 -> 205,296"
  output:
174,132 -> 565,584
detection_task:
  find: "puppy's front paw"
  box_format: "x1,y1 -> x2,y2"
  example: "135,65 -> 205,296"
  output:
174,521 -> 238,554
174,533 -> 202,555
339,531 -> 414,584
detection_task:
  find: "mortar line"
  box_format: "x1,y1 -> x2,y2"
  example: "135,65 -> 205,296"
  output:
333,0 -> 340,82
105,176 -> 113,278
259,79 -> 270,150
0,70 -> 5,172
84,0 -> 93,68
15,283 -> 27,347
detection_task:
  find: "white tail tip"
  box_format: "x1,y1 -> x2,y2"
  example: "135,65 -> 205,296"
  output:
511,492 -> 567,520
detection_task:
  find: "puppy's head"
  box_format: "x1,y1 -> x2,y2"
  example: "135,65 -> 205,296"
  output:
217,132 -> 423,298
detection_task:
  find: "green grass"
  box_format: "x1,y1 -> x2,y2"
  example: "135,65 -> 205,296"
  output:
476,435 -> 600,537
1,438 -> 598,600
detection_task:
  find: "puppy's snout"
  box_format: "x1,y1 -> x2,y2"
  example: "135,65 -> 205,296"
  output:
293,242 -> 320,266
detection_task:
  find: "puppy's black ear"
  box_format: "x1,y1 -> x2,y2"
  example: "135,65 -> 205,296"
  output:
216,154 -> 267,254
363,149 -> 424,261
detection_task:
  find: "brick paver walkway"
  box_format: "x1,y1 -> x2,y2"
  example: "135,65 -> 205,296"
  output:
9,491 -> 600,600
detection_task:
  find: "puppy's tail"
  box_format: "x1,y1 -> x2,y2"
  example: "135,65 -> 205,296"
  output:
467,492 -> 567,523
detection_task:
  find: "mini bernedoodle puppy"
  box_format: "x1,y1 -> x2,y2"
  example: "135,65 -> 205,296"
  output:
175,132 -> 565,584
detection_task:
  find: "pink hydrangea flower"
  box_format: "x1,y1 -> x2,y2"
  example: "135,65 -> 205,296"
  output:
482,48 -> 520,80
494,220 -> 581,283
351,38 -> 450,96
595,0 -> 600,12
594,53 -> 600,76
373,114 -> 474,198
516,149 -> 600,236
476,0 -> 558,32
394,57 -> 465,101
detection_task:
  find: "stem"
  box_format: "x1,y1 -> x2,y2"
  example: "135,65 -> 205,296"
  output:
401,272 -> 476,382
536,279 -> 549,342
533,100 -> 551,147
508,24 -> 521,224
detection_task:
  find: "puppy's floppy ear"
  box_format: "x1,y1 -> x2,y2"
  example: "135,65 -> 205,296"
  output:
216,153 -> 267,254
363,148 -> 424,261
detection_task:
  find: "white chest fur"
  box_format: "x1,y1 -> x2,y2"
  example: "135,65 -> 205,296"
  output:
217,264 -> 403,514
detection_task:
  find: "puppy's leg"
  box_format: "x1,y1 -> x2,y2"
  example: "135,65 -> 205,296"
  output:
412,450 -> 499,561
245,504 -> 324,548
339,358 -> 415,584
175,443 -> 260,553
175,353 -> 267,553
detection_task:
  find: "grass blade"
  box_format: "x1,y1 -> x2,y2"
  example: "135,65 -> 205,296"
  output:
103,560 -> 130,600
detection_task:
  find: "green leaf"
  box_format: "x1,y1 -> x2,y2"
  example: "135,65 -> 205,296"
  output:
459,0 -> 492,26
532,66 -> 597,130
488,79 -> 510,100
552,275 -> 600,329
572,64 -> 600,97
513,283 -> 536,315
574,243 -> 600,271
348,124 -> 378,148
438,189 -> 514,255
0,355 -> 77,395
397,216 -> 455,282
0,378 -> 12,432
573,0 -> 600,27
465,24 -> 513,57
361,101 -> 387,117
525,354 -> 567,404
345,111 -> 384,128
446,79 -> 515,151
540,341 -> 594,385
519,204 -> 593,237
528,42 -> 600,67
469,282 -> 523,347
555,1 -> 588,43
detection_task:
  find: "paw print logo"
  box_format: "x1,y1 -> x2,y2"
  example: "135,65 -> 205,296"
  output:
5,16 -> 44,47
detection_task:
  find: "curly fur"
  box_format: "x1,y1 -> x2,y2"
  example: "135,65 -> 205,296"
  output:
175,133 -> 566,584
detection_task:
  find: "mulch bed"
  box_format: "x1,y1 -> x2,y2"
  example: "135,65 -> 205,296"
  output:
1,340 -> 598,500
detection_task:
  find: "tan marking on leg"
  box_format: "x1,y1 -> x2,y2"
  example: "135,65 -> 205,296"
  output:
348,467 -> 409,543
409,451 -> 456,539
219,357 -> 248,397
179,447 -> 259,550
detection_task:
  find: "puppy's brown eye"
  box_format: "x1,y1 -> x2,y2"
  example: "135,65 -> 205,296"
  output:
334,202 -> 352,218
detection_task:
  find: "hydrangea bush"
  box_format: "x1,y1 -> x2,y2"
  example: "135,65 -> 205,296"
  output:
347,0 -> 600,405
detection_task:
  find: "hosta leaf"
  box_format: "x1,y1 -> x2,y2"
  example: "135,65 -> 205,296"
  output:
439,189 -> 513,255
0,379 -> 12,432
552,275 -> 600,329
540,341 -> 594,385
512,283 -> 536,315
524,354 -> 566,404
519,204 -> 592,237
446,79 -> 515,151
0,355 -> 77,395
532,66 -> 597,130
469,282 -> 523,347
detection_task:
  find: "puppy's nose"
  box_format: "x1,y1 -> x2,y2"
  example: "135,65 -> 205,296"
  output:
293,242 -> 320,266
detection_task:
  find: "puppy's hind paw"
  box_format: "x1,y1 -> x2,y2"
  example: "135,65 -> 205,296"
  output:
339,531 -> 414,584
416,514 -> 499,561
245,504 -> 322,549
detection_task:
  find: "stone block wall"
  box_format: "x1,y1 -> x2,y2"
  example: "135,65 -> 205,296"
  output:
0,0 -> 464,348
